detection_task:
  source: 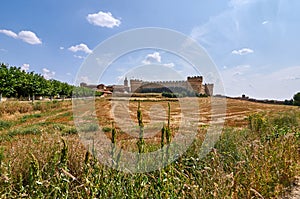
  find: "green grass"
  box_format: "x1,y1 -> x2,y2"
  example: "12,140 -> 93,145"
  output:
0,107 -> 299,198
20,113 -> 42,122
0,120 -> 13,130
8,126 -> 42,137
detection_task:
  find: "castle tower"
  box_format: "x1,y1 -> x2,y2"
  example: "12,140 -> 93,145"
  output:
124,77 -> 128,87
187,76 -> 203,94
130,79 -> 143,93
204,83 -> 214,96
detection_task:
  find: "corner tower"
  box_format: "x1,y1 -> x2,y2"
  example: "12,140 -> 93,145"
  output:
187,76 -> 203,94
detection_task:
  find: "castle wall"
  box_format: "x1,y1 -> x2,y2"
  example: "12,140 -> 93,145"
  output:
128,76 -> 213,96
145,81 -> 188,89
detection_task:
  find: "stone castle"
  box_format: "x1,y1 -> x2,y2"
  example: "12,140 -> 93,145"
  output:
80,76 -> 213,96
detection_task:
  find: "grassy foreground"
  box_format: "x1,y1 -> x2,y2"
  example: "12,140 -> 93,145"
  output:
0,99 -> 299,198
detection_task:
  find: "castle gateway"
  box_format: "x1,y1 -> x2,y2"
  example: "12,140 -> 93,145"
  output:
80,76 -> 214,96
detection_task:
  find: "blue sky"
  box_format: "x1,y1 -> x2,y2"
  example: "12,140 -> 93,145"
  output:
0,0 -> 299,100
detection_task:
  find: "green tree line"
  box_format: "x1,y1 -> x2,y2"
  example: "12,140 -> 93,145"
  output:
0,63 -> 95,101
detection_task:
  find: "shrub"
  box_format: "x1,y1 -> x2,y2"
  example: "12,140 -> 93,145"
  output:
102,126 -> 112,132
247,113 -> 267,133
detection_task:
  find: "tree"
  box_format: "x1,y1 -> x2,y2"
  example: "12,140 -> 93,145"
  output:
293,92 -> 300,106
0,64 -> 17,101
0,63 -> 75,101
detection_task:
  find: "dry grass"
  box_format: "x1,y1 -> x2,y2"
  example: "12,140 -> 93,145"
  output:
0,98 -> 299,198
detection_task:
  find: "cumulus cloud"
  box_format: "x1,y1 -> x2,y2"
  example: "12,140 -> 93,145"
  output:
232,48 -> 254,55
59,46 -> 64,50
42,68 -> 55,80
68,43 -> 92,54
0,29 -> 18,38
0,29 -> 42,45
142,52 -> 161,64
21,64 -> 30,72
18,31 -> 42,45
262,20 -> 269,25
86,11 -> 121,28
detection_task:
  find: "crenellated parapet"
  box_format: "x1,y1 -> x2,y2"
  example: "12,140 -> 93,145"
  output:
128,75 -> 213,96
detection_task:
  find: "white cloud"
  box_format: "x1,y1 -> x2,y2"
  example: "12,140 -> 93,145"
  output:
0,29 -> 42,45
142,52 -> 161,64
18,31 -> 42,45
42,68 -> 55,79
59,46 -> 64,50
0,29 -> 18,38
21,64 -> 30,72
68,43 -> 92,54
232,48 -> 254,55
221,65 -> 300,100
74,55 -> 85,59
86,11 -> 121,28
163,63 -> 175,68
190,0 -> 259,49
262,20 -> 269,25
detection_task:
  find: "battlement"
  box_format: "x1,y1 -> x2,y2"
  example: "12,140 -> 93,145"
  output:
127,76 -> 212,95
148,80 -> 187,84
187,76 -> 203,80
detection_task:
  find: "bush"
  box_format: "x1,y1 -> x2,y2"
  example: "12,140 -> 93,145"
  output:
247,113 -> 267,133
102,126 -> 112,132
293,92 -> 300,106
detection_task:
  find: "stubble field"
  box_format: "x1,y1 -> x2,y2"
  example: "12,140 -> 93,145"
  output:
0,97 -> 299,198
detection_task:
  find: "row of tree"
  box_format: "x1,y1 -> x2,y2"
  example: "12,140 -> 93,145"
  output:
0,63 -> 94,102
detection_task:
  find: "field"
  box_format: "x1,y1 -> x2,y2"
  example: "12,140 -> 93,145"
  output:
0,97 -> 299,198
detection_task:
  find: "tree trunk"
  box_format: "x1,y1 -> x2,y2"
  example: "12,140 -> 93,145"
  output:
0,93 -> 2,102
32,94 -> 35,102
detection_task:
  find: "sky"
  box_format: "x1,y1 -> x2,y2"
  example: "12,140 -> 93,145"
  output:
0,0 -> 299,100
